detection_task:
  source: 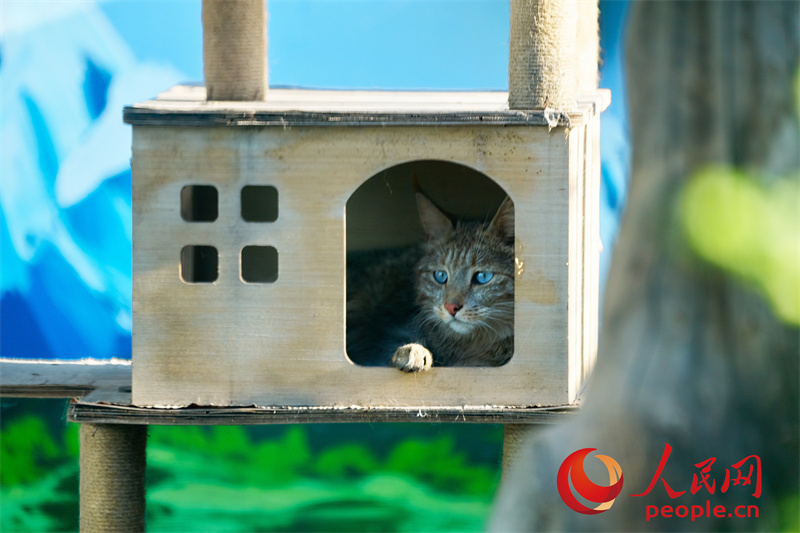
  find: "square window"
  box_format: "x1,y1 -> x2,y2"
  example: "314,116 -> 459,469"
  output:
181,185 -> 218,222
180,245 -> 218,283
241,246 -> 278,283
241,186 -> 278,222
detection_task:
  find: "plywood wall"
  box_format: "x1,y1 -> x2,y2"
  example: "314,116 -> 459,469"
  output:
131,118 -> 598,409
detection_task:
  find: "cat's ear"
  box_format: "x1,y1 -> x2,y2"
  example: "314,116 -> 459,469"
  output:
490,196 -> 515,244
416,193 -> 453,241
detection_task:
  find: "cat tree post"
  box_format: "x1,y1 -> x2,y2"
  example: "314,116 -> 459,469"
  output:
508,0 -> 578,110
503,0 -> 599,472
203,0 -> 268,101
79,424 -> 146,532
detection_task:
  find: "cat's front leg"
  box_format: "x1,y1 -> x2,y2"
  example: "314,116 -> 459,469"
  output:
392,343 -> 433,372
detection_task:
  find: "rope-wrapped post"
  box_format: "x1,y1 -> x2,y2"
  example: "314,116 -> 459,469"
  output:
80,424 -> 147,532
203,0 -> 268,101
509,0 -> 578,110
502,424 -> 538,476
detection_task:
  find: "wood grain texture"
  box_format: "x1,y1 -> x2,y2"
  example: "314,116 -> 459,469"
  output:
0,359 -> 131,399
582,114 -> 601,389
68,400 -> 578,425
123,86 -> 610,128
130,89 -> 606,409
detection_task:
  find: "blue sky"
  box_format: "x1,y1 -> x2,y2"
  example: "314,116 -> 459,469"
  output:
99,0 -> 510,90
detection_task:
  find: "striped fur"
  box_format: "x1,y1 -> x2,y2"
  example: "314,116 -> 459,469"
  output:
347,194 -> 515,371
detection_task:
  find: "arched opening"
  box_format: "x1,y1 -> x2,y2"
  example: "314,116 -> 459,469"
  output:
346,160 -> 515,369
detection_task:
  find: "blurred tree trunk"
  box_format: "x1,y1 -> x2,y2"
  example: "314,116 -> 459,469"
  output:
491,2 -> 799,531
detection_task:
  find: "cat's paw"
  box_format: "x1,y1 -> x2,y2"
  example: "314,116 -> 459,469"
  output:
392,344 -> 433,373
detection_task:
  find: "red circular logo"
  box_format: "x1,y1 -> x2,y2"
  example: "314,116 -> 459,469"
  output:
557,448 -> 624,514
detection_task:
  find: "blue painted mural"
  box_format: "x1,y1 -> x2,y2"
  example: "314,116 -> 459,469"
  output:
1,3 -> 193,359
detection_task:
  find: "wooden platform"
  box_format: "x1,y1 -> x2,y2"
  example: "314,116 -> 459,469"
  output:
123,85 -> 610,128
0,359 -> 131,399
0,360 -> 577,425
67,402 -> 578,425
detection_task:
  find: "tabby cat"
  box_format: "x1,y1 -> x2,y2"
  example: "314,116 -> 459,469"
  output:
346,193 -> 515,372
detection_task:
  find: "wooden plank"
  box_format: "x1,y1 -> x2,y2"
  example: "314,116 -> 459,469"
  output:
583,112 -> 602,386
567,123 -> 584,401
154,85 -> 509,108
68,400 -> 578,425
1,357 -> 579,424
0,359 -> 131,399
123,86 -> 610,128
123,109 -> 571,128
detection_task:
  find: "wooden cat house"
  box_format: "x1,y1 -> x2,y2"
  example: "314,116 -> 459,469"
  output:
127,0 -> 608,410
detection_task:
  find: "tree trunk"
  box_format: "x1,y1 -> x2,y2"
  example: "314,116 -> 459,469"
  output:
491,2 -> 799,531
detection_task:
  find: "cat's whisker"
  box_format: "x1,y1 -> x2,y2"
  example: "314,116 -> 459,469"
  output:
477,320 -> 501,337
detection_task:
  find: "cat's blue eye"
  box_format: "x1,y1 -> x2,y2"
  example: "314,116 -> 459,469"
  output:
473,271 -> 494,285
433,270 -> 448,284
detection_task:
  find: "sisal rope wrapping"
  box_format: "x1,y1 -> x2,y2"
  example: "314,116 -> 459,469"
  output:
80,424 -> 147,533
502,424 -> 538,475
575,0 -> 599,93
509,0 -> 577,110
203,0 -> 268,101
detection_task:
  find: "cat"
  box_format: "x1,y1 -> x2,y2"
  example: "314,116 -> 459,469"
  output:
346,193 -> 515,372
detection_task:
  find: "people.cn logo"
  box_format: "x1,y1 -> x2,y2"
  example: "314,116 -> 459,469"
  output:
557,448 -> 624,514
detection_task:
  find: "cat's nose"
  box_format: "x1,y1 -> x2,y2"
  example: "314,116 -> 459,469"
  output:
444,303 -> 462,316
